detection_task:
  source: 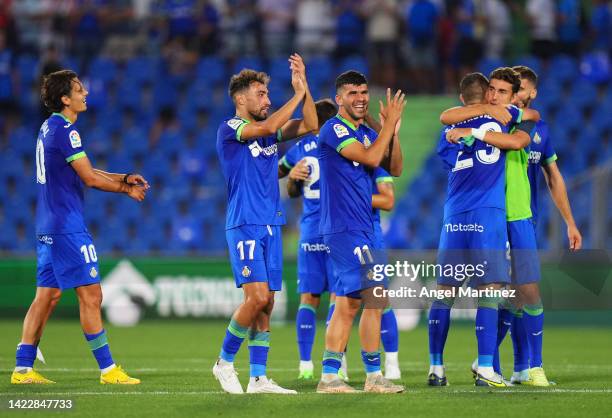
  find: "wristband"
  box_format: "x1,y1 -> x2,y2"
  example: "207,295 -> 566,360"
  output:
123,173 -> 133,184
471,127 -> 486,141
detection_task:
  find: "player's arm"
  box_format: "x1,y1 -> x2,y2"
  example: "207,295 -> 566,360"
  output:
278,55 -> 317,141
340,89 -> 405,171
240,55 -> 307,141
446,127 -> 530,150
364,113 -> 382,133
71,156 -> 146,201
372,179 -> 394,211
92,169 -> 149,187
378,99 -> 404,176
440,104 -> 513,125
286,159 -> 309,198
541,161 -> 582,250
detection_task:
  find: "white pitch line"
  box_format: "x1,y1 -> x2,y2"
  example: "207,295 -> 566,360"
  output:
1,389 -> 611,396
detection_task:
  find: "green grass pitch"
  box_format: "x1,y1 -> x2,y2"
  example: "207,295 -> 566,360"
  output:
1,320 -> 611,417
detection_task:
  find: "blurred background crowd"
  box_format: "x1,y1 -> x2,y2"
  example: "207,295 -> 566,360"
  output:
0,0 -> 610,255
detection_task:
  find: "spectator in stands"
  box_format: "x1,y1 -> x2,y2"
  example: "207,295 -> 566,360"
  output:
198,0 -> 221,56
102,0 -> 139,61
220,0 -> 258,59
482,0 -> 511,59
70,0 -> 109,71
258,0 -> 296,58
37,43 -> 64,119
0,30 -> 15,121
333,0 -> 366,59
295,0 -> 335,58
0,0 -> 18,49
403,0 -> 439,93
525,0 -> 557,60
452,0 -> 483,76
557,0 -> 583,57
363,0 -> 400,86
589,0 -> 610,53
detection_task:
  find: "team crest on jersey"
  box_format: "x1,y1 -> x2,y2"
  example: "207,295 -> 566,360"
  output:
90,267 -> 98,278
333,123 -> 350,138
533,132 -> 541,144
69,130 -> 82,148
241,266 -> 251,277
227,118 -> 243,131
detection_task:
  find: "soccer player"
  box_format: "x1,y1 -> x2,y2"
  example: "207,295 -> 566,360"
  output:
279,102 -> 402,381
213,54 -> 317,394
278,99 -> 338,381
11,70 -> 148,385
316,71 -> 405,393
431,69 -> 531,387
442,67 -> 548,385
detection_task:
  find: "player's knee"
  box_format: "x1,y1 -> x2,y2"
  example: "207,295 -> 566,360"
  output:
34,288 -> 62,307
78,291 -> 102,309
300,293 -> 320,308
246,292 -> 270,311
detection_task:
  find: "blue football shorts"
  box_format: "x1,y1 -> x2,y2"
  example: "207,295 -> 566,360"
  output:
36,232 -> 101,290
297,236 -> 335,295
507,218 -> 541,285
437,208 -> 510,287
226,224 -> 282,291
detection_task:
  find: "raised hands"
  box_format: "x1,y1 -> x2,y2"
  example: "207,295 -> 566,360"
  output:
289,53 -> 307,97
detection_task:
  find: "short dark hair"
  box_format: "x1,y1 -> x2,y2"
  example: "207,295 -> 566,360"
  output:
459,72 -> 489,104
228,69 -> 270,99
315,98 -> 337,129
41,69 -> 78,113
335,70 -> 368,91
489,67 -> 521,93
512,65 -> 538,87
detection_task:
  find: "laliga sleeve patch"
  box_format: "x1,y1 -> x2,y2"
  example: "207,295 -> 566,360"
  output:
69,130 -> 82,148
227,118 -> 244,131
333,123 -> 350,138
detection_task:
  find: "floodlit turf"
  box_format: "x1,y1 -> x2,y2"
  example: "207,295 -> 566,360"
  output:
1,320 -> 611,417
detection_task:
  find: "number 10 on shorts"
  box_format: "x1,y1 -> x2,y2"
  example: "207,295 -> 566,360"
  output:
80,244 -> 98,264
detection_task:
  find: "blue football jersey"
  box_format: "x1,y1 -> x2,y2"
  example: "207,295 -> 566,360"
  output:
217,116 -> 286,230
437,105 -> 522,219
319,115 -> 378,235
279,133 -> 321,239
527,119 -> 557,222
36,113 -> 88,234
372,167 -> 393,225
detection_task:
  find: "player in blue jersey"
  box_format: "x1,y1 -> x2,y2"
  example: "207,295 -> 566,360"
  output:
430,70 -> 532,388
279,102 -> 402,381
443,67 -> 568,387
11,70 -> 148,385
278,99 -> 338,381
213,54 -> 317,394
316,71 -> 405,394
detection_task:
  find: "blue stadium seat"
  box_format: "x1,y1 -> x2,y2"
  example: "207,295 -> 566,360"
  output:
88,57 -> 118,84
196,56 -> 226,86
308,56 -> 334,87
269,57 -> 292,85
125,56 -> 160,85
570,80 -> 599,110
512,55 -> 542,77
122,127 -> 149,157
116,77 -> 142,110
478,57 -> 504,78
83,78 -> 108,111
153,80 -> 178,110
338,56 -> 368,75
232,57 -> 265,74
17,55 -> 38,87
184,80 -> 213,113
549,55 -> 578,83
62,57 -> 81,74
579,52 -> 611,84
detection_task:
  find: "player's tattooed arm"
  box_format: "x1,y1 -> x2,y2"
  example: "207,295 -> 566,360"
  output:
71,156 -> 147,202
541,162 -> 582,250
372,181 -> 394,211
341,89 -> 406,173
279,54 -> 317,140
445,127 -> 530,150
240,55 -> 307,141
440,104 -> 512,125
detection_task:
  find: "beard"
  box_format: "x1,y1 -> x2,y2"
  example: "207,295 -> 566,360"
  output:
250,109 -> 268,122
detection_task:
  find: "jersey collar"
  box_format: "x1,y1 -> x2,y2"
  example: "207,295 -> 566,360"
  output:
52,112 -> 72,124
336,114 -> 358,131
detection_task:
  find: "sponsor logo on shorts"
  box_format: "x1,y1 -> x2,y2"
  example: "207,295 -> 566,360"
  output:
38,235 -> 54,245
90,267 -> 98,278
444,222 -> 484,233
241,266 -> 251,277
301,243 -> 328,252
